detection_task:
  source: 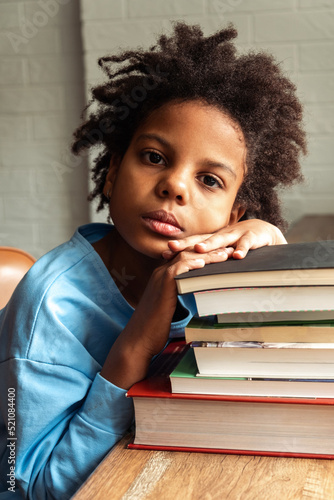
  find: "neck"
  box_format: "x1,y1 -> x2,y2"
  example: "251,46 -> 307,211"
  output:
93,228 -> 163,307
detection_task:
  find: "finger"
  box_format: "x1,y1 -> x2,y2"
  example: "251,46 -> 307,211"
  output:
184,248 -> 230,265
196,248 -> 232,261
162,249 -> 177,260
193,231 -> 242,253
225,246 -> 234,258
197,227 -> 272,256
163,246 -> 230,262
231,233 -> 267,259
168,234 -> 212,253
206,249 -> 230,262
232,247 -> 247,259
231,236 -> 251,259
167,240 -> 183,252
168,229 -> 249,254
173,250 -> 230,275
173,258 -> 206,276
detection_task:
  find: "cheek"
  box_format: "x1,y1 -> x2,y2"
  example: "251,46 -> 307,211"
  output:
194,205 -> 230,233
118,169 -> 151,200
109,172 -> 140,209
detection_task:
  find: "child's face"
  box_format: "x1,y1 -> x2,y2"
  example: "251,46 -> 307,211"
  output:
105,100 -> 246,259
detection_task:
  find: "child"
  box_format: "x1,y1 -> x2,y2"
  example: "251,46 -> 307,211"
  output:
0,23 -> 306,500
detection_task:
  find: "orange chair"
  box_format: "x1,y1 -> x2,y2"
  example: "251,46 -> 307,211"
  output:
0,247 -> 36,309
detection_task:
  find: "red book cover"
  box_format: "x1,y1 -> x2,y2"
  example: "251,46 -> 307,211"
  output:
126,340 -> 334,407
126,340 -> 334,458
127,443 -> 334,460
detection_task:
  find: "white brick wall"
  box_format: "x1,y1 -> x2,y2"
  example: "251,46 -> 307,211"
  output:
255,11 -> 334,42
128,0 -> 205,17
79,0 -> 334,228
1,0 -> 333,259
0,0 -> 88,258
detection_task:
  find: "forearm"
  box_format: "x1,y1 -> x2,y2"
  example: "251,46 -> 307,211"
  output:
101,242 -> 236,390
101,305 -> 173,390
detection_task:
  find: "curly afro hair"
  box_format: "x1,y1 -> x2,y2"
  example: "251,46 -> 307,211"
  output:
72,22 -> 307,231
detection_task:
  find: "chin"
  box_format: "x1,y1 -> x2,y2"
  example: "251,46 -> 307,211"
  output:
135,240 -> 170,261
142,247 -> 168,261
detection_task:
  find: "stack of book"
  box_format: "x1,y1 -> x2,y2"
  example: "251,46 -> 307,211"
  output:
127,240 -> 334,458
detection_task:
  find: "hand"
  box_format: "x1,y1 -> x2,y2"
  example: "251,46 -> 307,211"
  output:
162,219 -> 287,261
101,245 -> 231,389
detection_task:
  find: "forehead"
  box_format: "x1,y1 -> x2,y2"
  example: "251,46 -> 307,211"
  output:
134,100 -> 245,148
132,99 -> 246,175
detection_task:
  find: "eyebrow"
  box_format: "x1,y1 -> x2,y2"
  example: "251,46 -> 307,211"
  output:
135,133 -> 237,179
204,160 -> 237,179
135,133 -> 170,148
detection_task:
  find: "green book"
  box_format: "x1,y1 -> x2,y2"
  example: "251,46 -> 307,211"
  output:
170,348 -> 245,384
170,348 -> 198,379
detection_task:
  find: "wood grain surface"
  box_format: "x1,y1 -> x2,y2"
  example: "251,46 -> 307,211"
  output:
72,433 -> 334,500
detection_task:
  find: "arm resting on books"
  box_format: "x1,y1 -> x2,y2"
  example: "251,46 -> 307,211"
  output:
101,247 -> 234,390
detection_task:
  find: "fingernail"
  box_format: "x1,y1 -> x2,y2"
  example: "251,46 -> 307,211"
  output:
162,250 -> 173,258
197,243 -> 207,249
170,240 -> 180,247
234,249 -> 244,257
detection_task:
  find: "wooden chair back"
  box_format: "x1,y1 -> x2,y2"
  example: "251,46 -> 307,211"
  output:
0,247 -> 36,309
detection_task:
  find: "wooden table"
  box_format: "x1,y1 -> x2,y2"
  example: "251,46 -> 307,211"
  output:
73,215 -> 334,500
73,433 -> 334,500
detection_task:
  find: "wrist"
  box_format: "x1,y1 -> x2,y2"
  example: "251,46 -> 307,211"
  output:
101,340 -> 152,390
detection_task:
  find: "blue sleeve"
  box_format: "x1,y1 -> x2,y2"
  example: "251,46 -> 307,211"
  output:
0,264 -> 135,500
1,358 -> 133,500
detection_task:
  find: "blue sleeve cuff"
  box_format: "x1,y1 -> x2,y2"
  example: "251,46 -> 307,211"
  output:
77,372 -> 134,435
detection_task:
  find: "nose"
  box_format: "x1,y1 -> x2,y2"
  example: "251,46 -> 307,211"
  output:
155,168 -> 189,204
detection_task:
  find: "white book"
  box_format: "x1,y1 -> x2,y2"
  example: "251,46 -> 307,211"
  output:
194,286 -> 334,317
192,341 -> 334,379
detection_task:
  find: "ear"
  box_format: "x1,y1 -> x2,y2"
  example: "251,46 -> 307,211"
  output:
103,155 -> 120,200
227,203 -> 246,226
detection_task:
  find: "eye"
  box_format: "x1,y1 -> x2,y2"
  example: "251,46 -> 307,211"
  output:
198,174 -> 223,189
142,151 -> 165,165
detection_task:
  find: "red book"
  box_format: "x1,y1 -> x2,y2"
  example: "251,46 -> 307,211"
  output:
126,340 -> 334,458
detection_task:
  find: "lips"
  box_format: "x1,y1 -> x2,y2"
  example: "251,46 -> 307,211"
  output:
142,209 -> 184,237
